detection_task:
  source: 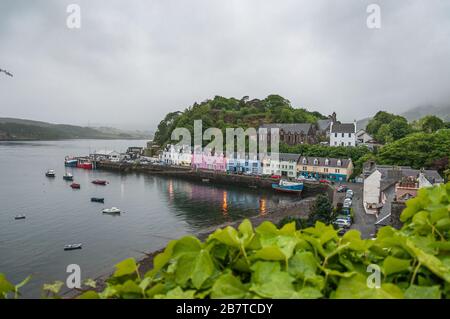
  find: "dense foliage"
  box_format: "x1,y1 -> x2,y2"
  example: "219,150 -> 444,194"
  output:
2,183 -> 450,299
376,129 -> 450,170
153,95 -> 326,146
365,111 -> 412,144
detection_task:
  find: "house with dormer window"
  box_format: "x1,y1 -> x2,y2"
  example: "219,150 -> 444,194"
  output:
296,156 -> 353,181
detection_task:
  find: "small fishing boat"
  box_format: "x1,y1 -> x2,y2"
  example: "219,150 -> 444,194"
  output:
64,157 -> 78,167
64,243 -> 82,251
91,197 -> 105,203
45,169 -> 56,177
14,215 -> 26,220
102,207 -> 121,215
77,159 -> 93,170
202,178 -> 210,183
70,183 -> 81,189
63,173 -> 73,181
272,180 -> 304,194
92,180 -> 108,185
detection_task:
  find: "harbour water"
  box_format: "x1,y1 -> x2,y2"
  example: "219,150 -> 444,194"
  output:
0,140 -> 298,297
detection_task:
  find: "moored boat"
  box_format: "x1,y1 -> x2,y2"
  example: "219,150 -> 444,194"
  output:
64,243 -> 82,251
77,159 -> 93,170
91,197 -> 105,203
64,157 -> 78,167
14,215 -> 26,220
102,207 -> 121,215
63,173 -> 73,181
272,180 -> 304,194
45,169 -> 56,177
70,183 -> 81,189
92,180 -> 108,185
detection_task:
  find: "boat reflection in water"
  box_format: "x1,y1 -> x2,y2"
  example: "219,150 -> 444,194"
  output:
152,177 -> 300,230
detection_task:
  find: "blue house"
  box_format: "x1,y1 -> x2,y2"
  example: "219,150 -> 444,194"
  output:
226,153 -> 262,175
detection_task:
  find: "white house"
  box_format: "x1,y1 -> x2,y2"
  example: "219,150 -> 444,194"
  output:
363,165 -> 443,215
92,150 -> 123,162
356,129 -> 374,144
261,153 -> 300,178
330,122 -> 356,147
161,144 -> 192,166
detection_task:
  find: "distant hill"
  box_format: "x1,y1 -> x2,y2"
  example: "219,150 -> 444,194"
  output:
0,118 -> 152,141
357,105 -> 450,130
401,105 -> 450,122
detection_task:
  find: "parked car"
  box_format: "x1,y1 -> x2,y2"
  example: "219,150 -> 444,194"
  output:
333,218 -> 351,228
343,198 -> 352,208
244,171 -> 253,176
346,189 -> 354,198
337,185 -> 348,193
296,175 -> 306,181
271,175 -> 281,179
319,179 -> 331,184
337,228 -> 348,236
304,176 -> 317,182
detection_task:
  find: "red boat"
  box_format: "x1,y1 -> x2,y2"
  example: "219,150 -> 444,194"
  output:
77,161 -> 93,170
92,180 -> 108,186
70,183 -> 81,189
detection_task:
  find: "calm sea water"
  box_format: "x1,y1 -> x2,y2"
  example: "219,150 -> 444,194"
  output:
0,140 -> 295,297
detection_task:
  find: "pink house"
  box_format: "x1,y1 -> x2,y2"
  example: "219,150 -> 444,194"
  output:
192,149 -> 226,172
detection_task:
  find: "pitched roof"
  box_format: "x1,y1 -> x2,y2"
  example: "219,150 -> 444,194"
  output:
298,156 -> 352,168
279,153 -> 301,162
317,119 -> 332,131
259,123 -> 313,134
331,123 -> 355,133
375,166 -> 444,184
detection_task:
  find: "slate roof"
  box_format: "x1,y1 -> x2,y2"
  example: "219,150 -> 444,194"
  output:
279,153 -> 302,162
298,156 -> 352,168
259,123 -> 313,134
375,184 -> 396,226
331,123 -> 356,134
375,166 -> 444,184
317,119 -> 332,132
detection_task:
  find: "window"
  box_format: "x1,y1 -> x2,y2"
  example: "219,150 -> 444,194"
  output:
325,158 -> 329,166
302,158 -> 307,164
313,158 -> 318,165
335,169 -> 340,173
348,142 -> 351,146
348,133 -> 351,138
303,166 -> 307,171
324,168 -> 328,173
341,133 -> 344,138
335,133 -> 337,137
337,160 -> 342,167
334,142 -> 337,145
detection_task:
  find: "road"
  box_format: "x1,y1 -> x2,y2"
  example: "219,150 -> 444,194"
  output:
333,182 -> 376,239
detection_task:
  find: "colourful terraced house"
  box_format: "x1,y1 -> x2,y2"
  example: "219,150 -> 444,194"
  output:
191,149 -> 226,172
226,153 -> 262,175
297,156 -> 353,181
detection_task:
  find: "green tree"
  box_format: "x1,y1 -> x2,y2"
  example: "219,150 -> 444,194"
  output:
308,195 -> 334,225
419,115 -> 445,133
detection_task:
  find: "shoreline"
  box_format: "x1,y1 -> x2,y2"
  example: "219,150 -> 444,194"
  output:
66,195 -> 316,298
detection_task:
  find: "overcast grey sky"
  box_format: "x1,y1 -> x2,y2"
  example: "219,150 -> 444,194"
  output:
1,0 -> 450,130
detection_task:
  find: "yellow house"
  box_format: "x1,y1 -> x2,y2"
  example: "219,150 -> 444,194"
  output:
297,156 -> 353,181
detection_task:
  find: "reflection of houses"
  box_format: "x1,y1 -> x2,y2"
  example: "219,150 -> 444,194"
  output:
362,161 -> 443,229
161,144 -> 192,166
192,149 -> 226,172
261,153 -> 300,178
259,123 -> 318,146
297,156 -> 353,181
226,153 -> 262,175
330,122 -> 356,147
91,150 -> 123,162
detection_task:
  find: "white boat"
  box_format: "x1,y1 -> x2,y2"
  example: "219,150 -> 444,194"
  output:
14,215 -> 26,220
64,243 -> 82,251
45,169 -> 56,177
102,207 -> 121,215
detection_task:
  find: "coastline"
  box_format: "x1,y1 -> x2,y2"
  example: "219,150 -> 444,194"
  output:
66,195 -> 316,298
